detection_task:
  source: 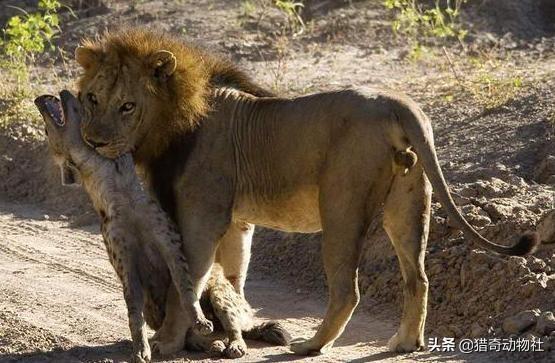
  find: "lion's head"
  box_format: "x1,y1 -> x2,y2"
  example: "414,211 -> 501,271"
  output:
75,28 -> 209,161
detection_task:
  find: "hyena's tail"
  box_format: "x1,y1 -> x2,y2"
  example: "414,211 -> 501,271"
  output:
243,321 -> 291,346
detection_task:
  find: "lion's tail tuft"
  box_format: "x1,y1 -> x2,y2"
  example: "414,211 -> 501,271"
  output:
512,231 -> 540,256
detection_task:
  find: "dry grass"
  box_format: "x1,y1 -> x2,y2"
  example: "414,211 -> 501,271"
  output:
441,47 -> 529,110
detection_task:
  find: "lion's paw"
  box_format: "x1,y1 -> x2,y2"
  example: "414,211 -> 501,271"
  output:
225,339 -> 247,358
132,340 -> 151,363
387,332 -> 425,353
131,351 -> 150,363
150,336 -> 184,356
290,337 -> 327,356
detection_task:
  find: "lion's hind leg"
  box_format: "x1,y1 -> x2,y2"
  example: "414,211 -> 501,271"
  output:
383,164 -> 431,353
290,151 -> 390,355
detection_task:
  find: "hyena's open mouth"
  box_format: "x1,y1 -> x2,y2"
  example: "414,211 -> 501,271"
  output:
34,95 -> 64,126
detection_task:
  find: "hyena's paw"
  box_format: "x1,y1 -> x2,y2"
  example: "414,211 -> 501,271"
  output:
225,339 -> 247,358
193,317 -> 214,336
209,340 -> 226,356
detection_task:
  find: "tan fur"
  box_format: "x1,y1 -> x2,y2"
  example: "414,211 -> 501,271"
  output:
75,28 -> 537,356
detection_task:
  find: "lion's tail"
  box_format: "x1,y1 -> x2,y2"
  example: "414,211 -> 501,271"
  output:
393,98 -> 539,256
243,321 -> 291,346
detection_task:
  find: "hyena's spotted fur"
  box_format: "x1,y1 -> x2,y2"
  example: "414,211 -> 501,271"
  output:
185,263 -> 291,358
36,92 -> 212,363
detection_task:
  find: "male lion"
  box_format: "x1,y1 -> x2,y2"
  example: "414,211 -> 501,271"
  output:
74,28 -> 538,355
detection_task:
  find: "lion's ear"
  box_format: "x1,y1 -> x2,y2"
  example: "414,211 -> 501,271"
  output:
149,50 -> 177,81
75,46 -> 99,70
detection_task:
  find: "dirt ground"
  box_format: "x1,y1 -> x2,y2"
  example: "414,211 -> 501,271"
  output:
0,0 -> 554,362
0,200 -> 508,363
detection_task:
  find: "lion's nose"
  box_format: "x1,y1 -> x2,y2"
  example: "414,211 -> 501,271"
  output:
84,136 -> 109,149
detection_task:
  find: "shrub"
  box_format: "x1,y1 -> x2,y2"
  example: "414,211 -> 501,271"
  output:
0,0 -> 62,91
384,0 -> 467,58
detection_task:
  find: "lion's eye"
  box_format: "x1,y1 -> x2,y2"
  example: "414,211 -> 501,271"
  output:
120,102 -> 135,114
87,93 -> 97,105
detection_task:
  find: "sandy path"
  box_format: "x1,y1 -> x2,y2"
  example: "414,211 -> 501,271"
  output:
0,201 -> 495,363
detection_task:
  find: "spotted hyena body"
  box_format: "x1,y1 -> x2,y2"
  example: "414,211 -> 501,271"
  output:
35,91 -> 212,363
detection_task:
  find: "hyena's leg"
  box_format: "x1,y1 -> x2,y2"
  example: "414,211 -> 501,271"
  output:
216,221 -> 254,296
144,204 -> 213,335
106,234 -> 150,363
208,285 -> 248,358
383,166 -> 431,352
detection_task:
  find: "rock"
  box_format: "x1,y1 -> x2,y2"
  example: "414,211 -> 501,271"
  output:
473,178 -> 509,198
502,310 -> 540,334
481,202 -> 514,222
534,155 -> 555,184
453,204 -> 491,228
536,311 -> 555,336
459,186 -> 478,198
527,256 -> 547,273
506,175 -> 528,188
452,193 -> 472,206
536,210 -> 555,244
507,256 -> 529,275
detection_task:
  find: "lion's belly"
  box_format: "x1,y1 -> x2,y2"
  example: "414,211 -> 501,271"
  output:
233,185 -> 321,233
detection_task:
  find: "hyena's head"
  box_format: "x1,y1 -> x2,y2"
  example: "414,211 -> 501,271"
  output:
35,90 -> 85,185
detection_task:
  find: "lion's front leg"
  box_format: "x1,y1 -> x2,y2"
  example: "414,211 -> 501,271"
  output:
174,170 -> 235,307
150,284 -> 189,356
145,208 -> 213,336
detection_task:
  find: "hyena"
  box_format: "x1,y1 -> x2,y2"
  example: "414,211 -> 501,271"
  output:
35,90 -> 213,363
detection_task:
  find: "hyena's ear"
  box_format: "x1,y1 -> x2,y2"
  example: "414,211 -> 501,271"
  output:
75,46 -> 99,70
148,50 -> 177,82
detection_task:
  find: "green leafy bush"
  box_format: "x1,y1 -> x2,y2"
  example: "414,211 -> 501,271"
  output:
384,0 -> 467,58
0,0 -> 62,89
274,0 -> 305,34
